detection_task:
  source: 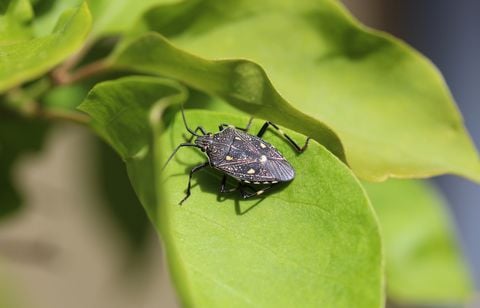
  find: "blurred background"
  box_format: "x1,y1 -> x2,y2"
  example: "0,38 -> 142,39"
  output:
0,1 -> 479,307
344,0 -> 480,291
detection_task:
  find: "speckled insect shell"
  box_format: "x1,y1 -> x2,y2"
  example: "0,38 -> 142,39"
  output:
195,127 -> 295,183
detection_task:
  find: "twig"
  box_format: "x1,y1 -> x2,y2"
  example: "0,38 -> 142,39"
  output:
35,107 -> 90,125
3,87 -> 90,125
52,59 -> 110,85
51,39 -> 94,83
50,38 -> 112,85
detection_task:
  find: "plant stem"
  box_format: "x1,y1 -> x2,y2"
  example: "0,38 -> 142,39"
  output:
3,87 -> 90,125
51,59 -> 111,85
33,106 -> 90,125
50,38 -> 113,85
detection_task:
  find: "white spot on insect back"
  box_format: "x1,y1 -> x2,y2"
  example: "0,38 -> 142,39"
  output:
235,136 -> 241,140
256,190 -> 264,195
226,155 -> 233,161
260,143 -> 266,148
247,168 -> 255,174
259,155 -> 267,163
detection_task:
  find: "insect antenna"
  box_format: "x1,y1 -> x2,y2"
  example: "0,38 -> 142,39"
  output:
161,106 -> 206,172
181,105 -> 202,137
161,143 -> 200,172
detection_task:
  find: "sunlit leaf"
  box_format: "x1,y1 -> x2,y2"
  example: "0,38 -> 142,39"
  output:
31,0 -> 82,36
113,0 -> 480,182
363,179 -> 473,304
79,76 -> 384,307
0,0 -> 33,44
0,2 -> 91,93
86,0 -> 177,39
112,34 -> 345,162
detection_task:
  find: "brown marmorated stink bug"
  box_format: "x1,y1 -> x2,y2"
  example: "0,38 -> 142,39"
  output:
163,108 -> 310,205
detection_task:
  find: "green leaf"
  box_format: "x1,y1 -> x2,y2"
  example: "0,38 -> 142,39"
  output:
0,267 -> 22,308
0,0 -> 34,44
79,76 -> 384,307
86,0 -> 176,39
113,0 -> 480,182
363,179 -> 473,304
112,34 -> 345,162
41,83 -> 88,111
0,2 -> 91,93
31,0 -> 82,36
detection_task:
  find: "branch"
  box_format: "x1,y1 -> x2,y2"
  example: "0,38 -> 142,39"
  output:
51,59 -> 111,85
3,87 -> 90,125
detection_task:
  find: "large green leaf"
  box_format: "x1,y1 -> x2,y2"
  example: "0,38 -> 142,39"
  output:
112,0 -> 480,182
112,34 -> 345,162
79,76 -> 383,307
363,180 -> 473,304
31,0 -> 82,36
86,0 -> 177,39
0,0 -> 33,44
0,2 -> 91,93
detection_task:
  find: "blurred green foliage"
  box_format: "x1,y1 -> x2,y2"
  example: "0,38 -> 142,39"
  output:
365,180 -> 473,304
0,1 -> 478,307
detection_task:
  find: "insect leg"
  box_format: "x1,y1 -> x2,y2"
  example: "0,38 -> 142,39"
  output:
161,143 -> 201,171
219,117 -> 254,132
219,175 -> 241,193
179,162 -> 209,205
239,184 -> 278,199
256,122 -> 310,152
187,126 -> 207,142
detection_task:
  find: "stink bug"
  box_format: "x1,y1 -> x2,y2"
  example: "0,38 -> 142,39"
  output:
163,108 -> 310,205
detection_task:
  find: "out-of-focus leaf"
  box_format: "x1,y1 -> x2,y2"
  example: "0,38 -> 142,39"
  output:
79,76 -> 384,308
31,0 -> 81,36
0,0 -> 34,44
0,2 -> 91,93
86,0 -> 177,40
363,179 -> 473,304
113,0 -> 480,182
0,1 -> 13,14
0,111 -> 48,219
41,83 -> 88,111
0,267 -> 22,308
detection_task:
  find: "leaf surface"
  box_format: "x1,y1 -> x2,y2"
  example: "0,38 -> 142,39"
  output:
363,180 -> 473,304
112,0 -> 480,182
79,76 -> 384,308
86,0 -> 177,39
0,2 -> 91,93
112,34 -> 345,162
0,0 -> 33,44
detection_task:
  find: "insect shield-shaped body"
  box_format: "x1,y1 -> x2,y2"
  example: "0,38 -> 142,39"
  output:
195,128 -> 295,184
162,109 -> 310,205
